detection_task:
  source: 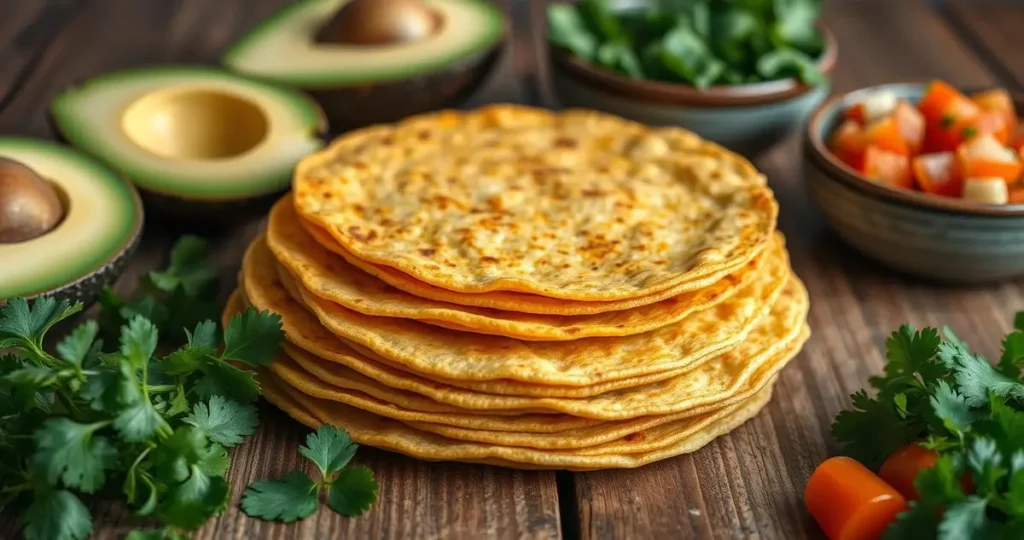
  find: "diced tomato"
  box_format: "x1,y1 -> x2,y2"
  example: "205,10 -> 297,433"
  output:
864,116 -> 909,156
960,109 -> 1012,145
1011,124 -> 1024,156
805,457 -> 908,540
846,103 -> 866,125
919,81 -> 981,153
955,133 -> 1023,183
1009,186 -> 1024,203
972,88 -> 1017,139
912,152 -> 961,197
829,120 -> 869,171
864,145 -> 913,189
893,101 -> 925,154
878,444 -> 938,501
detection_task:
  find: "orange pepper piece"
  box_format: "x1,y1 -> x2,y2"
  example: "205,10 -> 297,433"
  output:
955,136 -> 1024,183
864,145 -> 913,189
972,88 -> 1017,138
805,456 -> 909,540
864,116 -> 910,156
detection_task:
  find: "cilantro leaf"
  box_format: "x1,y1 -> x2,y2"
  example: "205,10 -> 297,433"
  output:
884,501 -> 939,539
916,455 -> 966,505
327,466 -> 379,517
241,470 -> 319,522
967,437 -> 1006,496
930,380 -> 979,434
300,425 -> 358,478
184,396 -> 258,447
938,496 -> 989,539
56,321 -> 99,367
548,3 -> 598,61
198,444 -> 230,477
115,398 -> 169,443
938,341 -> 1024,406
0,297 -> 81,344
1015,312 -> 1024,331
188,320 -> 218,350
120,316 -> 158,368
146,236 -> 217,296
1008,469 -> 1024,517
161,343 -> 213,375
193,361 -> 261,403
832,390 -> 915,469
221,310 -> 283,367
999,331 -> 1024,378
32,419 -> 116,493
883,325 -> 945,384
989,395 -> 1024,457
126,528 -> 189,540
21,489 -> 92,540
158,466 -> 230,530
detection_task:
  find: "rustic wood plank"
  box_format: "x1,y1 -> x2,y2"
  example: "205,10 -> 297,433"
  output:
942,0 -> 1024,91
0,1 -> 562,538
561,1 -> 1015,538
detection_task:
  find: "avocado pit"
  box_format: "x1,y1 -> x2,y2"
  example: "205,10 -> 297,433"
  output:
317,0 -> 442,45
0,157 -> 66,244
121,88 -> 269,160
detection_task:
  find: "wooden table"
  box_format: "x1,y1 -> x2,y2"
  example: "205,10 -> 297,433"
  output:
3,1 -> 1024,538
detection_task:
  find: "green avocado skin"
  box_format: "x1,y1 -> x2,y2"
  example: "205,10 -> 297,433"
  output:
308,45 -> 503,133
37,224 -> 142,309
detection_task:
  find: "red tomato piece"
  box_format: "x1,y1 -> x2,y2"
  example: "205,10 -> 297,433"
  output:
920,81 -> 981,153
955,133 -> 1024,184
829,120 -> 869,171
864,145 -> 913,189
878,444 -> 939,501
912,152 -> 961,197
1009,186 -> 1024,203
894,101 -> 925,154
846,103 -> 866,125
805,456 -> 909,540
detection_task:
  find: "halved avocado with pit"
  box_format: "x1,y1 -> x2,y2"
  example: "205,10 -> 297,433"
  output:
49,66 -> 327,226
0,137 -> 143,307
222,0 -> 506,131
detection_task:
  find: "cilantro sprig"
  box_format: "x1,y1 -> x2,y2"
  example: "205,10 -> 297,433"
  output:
241,426 -> 378,522
831,314 -> 1024,538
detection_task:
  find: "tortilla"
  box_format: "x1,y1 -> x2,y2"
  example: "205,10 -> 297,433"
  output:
242,235 -> 789,386
269,196 -> 774,340
292,104 -> 778,300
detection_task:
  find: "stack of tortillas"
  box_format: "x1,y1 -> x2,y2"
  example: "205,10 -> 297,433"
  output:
226,105 -> 810,470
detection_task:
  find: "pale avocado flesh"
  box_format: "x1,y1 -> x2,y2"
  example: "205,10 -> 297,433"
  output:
222,0 -> 505,87
0,138 -> 142,304
50,66 -> 326,201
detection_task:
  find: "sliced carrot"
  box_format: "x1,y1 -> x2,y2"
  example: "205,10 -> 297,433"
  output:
864,116 -> 909,156
955,133 -> 1023,183
829,120 -> 869,171
878,444 -> 939,501
912,152 -> 961,197
805,456 -> 908,540
894,101 -> 926,154
864,145 -> 913,189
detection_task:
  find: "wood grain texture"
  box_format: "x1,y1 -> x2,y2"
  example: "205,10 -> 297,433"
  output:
554,1 -> 1023,538
943,0 -> 1024,91
0,1 -> 561,539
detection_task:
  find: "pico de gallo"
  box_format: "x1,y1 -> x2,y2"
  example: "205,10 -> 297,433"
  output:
827,80 -> 1024,205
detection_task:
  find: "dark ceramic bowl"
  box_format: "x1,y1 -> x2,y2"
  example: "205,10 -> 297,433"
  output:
803,81 -> 1024,283
547,2 -> 837,155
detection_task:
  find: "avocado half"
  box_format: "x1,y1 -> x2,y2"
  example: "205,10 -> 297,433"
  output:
49,66 -> 327,227
222,0 -> 506,131
0,138 -> 143,308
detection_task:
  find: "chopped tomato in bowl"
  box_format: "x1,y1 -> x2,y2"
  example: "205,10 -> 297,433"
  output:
820,79 -> 1024,208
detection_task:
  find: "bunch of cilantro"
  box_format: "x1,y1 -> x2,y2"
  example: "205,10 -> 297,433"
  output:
831,316 -> 1024,538
548,0 -> 825,89
0,235 -> 286,540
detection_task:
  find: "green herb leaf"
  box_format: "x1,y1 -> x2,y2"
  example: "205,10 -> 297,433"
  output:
241,470 -> 320,522
938,341 -> 1024,406
930,380 -> 979,434
221,310 -> 283,367
33,419 -> 116,493
1000,330 -> 1024,378
756,47 -> 822,85
300,425 -> 359,478
327,466 -> 379,517
937,496 -> 989,539
184,396 -> 258,447
120,316 -> 158,368
883,501 -> 939,539
0,297 -> 81,345
548,3 -> 598,61
126,528 -> 190,540
158,467 -> 230,530
193,361 -> 261,403
146,236 -> 217,296
188,320 -> 218,350
22,489 -> 93,540
56,320 -> 99,366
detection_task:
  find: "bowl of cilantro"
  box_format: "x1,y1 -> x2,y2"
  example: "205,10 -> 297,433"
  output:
546,0 -> 836,155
